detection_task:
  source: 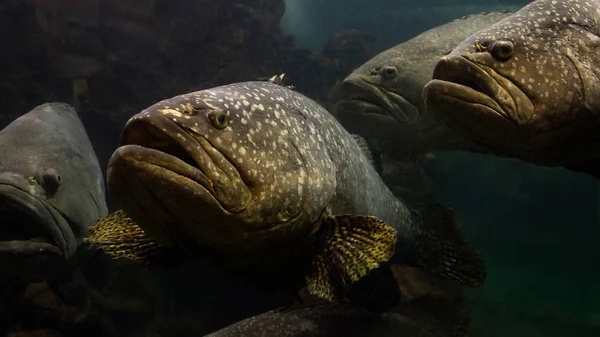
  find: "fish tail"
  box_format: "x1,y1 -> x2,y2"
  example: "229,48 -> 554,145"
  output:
405,203 -> 485,287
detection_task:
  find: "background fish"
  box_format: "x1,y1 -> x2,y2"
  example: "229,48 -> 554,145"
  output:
0,103 -> 108,282
333,11 -> 514,160
423,0 -> 600,178
204,301 -> 468,337
88,80 -> 484,311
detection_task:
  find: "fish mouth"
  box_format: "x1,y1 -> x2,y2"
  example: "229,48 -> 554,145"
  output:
115,114 -> 251,211
334,77 -> 420,125
108,114 -> 252,253
424,55 -> 534,146
0,185 -> 66,258
116,116 -> 217,200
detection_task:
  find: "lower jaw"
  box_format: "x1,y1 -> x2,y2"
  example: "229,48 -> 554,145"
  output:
0,240 -> 62,256
0,250 -> 71,282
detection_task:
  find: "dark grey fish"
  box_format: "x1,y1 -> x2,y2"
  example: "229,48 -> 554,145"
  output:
423,0 -> 600,177
0,103 -> 108,281
205,301 -> 468,337
87,81 -> 484,307
333,11 -> 514,159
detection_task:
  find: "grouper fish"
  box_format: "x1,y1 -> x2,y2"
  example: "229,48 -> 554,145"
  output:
87,79 -> 485,309
423,0 -> 600,178
204,301 -> 468,337
0,103 -> 108,282
333,11 -> 514,160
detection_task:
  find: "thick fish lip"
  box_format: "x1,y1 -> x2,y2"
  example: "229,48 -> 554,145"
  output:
117,114 -> 251,214
108,144 -> 215,194
334,77 -> 419,125
425,55 -> 533,124
115,119 -> 217,199
0,184 -> 65,257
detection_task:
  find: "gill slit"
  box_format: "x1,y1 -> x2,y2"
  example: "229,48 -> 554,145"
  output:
562,49 -> 586,118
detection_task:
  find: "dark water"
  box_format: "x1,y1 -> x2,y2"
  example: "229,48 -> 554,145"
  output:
1,0 -> 599,336
425,152 -> 600,336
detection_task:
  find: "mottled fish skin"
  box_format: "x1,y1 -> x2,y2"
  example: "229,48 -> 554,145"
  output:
333,11 -> 514,160
108,81 -> 416,264
0,103 -> 108,282
204,303 -> 462,337
424,0 -> 600,170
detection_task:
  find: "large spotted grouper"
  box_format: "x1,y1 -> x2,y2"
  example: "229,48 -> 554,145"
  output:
87,78 -> 485,310
333,11 -> 514,160
423,0 -> 600,178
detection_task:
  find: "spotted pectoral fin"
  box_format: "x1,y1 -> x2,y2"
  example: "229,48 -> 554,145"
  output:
85,210 -> 190,269
305,215 -> 397,302
266,73 -> 296,90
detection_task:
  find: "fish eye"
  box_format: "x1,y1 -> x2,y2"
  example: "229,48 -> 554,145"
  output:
492,41 -> 514,61
208,111 -> 229,129
41,168 -> 61,193
380,66 -> 398,79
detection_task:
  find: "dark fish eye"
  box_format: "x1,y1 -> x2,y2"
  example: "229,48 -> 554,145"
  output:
209,111 -> 229,129
492,41 -> 514,61
381,66 -> 398,78
41,168 -> 61,193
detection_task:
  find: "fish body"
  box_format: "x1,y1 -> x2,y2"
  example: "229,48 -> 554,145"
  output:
89,80 -> 484,305
333,11 -> 514,159
204,301 -> 467,337
0,103 -> 108,281
423,0 -> 600,177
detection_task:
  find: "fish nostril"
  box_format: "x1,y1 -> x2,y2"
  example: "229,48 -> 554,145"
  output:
181,103 -> 200,116
475,40 -> 491,52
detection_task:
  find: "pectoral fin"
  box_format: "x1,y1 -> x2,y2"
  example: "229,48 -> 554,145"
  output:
85,210 -> 189,269
305,215 -> 397,302
405,203 -> 486,286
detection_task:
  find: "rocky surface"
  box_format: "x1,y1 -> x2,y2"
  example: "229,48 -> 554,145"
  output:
0,2 -> 374,213
0,0 -> 370,127
4,1 -> 598,337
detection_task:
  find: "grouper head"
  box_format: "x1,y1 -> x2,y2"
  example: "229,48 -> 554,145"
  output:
107,82 -> 336,258
333,47 -> 423,143
332,11 -> 515,157
0,103 -> 108,281
424,0 -> 600,166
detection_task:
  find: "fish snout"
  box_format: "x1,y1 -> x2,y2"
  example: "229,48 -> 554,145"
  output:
332,75 -> 369,102
0,173 -> 32,193
0,183 -> 71,260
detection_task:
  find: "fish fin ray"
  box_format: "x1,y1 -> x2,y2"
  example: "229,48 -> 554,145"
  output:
409,203 -> 486,287
305,215 -> 397,301
267,73 -> 296,90
86,210 -> 189,269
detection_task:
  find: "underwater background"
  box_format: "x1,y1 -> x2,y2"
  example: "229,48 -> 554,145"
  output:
1,0 -> 599,336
